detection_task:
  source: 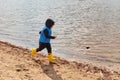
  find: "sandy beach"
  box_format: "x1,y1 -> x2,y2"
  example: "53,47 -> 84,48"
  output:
0,0 -> 120,80
0,41 -> 119,80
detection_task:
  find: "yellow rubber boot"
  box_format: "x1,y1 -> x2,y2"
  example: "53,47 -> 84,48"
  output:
48,53 -> 56,62
31,48 -> 37,57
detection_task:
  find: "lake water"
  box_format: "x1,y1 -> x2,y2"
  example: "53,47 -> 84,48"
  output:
0,0 -> 120,70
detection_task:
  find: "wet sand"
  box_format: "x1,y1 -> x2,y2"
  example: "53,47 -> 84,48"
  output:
0,41 -> 120,80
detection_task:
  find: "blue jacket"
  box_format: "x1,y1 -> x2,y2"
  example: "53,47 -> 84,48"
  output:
39,26 -> 52,43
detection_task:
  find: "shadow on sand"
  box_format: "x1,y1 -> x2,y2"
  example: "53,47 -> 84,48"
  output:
32,58 -> 63,80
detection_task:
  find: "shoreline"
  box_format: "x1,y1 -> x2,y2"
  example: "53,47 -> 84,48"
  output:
0,40 -> 120,80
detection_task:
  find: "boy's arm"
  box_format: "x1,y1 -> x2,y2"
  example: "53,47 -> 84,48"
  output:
44,29 -> 56,39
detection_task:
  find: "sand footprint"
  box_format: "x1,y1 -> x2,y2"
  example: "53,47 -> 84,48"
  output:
15,64 -> 29,72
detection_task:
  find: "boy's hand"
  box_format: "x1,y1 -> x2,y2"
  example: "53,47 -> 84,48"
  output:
52,36 -> 56,39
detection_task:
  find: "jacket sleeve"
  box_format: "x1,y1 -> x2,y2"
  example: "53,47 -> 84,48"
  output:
39,31 -> 41,34
44,29 -> 55,39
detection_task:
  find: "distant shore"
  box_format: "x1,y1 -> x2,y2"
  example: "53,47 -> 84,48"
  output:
0,41 -> 120,80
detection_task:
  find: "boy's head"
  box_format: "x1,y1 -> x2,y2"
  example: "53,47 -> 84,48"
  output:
45,19 -> 55,28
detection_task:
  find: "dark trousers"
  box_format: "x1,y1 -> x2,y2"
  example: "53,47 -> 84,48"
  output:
36,42 -> 52,53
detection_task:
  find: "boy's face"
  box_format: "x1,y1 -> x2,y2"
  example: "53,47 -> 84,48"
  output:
51,24 -> 54,28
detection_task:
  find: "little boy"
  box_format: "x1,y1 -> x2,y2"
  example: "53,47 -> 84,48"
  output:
31,19 -> 56,62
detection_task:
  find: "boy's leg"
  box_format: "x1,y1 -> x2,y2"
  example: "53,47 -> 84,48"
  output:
36,42 -> 46,52
31,42 -> 45,57
46,43 -> 52,53
46,43 -> 56,62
